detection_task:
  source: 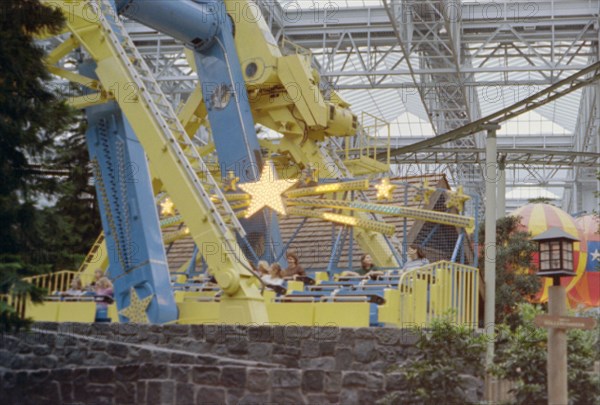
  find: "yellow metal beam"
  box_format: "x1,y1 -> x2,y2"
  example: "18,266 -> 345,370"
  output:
49,0 -> 267,324
287,208 -> 396,236
45,35 -> 79,65
286,179 -> 370,198
287,199 -> 475,232
278,137 -> 401,268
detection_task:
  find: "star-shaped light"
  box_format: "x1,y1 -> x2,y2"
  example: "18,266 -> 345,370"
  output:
119,288 -> 153,323
413,178 -> 437,206
160,198 -> 175,216
375,178 -> 396,201
591,249 -> 600,262
238,160 -> 297,218
446,186 -> 471,212
223,170 -> 240,192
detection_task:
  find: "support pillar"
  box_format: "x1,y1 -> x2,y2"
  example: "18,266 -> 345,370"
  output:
548,284 -> 568,404
483,124 -> 500,366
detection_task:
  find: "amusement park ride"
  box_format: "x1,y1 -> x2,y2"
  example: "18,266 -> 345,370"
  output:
20,0 -> 520,327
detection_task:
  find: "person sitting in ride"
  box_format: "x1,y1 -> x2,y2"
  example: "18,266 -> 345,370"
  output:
63,277 -> 85,297
402,244 -> 430,270
263,263 -> 285,286
87,269 -> 104,292
281,251 -> 306,280
256,260 -> 270,278
94,277 -> 114,322
344,254 -> 382,279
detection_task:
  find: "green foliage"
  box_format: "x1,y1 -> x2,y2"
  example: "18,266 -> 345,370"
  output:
491,303 -> 600,405
0,1 -> 97,331
380,315 -> 487,404
479,216 -> 541,326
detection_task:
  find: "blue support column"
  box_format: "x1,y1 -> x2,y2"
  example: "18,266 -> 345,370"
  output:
84,99 -> 178,324
116,0 -> 284,265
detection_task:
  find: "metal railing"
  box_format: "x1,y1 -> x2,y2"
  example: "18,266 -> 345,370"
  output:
397,260 -> 479,327
23,270 -> 95,294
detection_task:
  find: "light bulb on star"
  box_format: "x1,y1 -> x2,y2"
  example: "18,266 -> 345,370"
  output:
446,186 -> 470,212
160,198 -> 175,216
375,178 -> 396,201
238,160 -> 297,218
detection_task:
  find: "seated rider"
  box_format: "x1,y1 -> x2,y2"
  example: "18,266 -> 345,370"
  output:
94,277 -> 114,322
263,263 -> 285,286
344,254 -> 382,279
402,244 -> 429,271
62,277 -> 85,297
256,260 -> 270,277
281,251 -> 306,280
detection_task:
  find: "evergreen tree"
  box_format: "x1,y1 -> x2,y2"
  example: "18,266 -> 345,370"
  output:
478,216 -> 541,327
0,0 -> 75,331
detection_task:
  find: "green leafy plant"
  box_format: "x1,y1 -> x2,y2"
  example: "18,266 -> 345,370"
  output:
380,314 -> 487,404
478,216 -> 541,327
491,303 -> 600,405
0,1 -> 82,331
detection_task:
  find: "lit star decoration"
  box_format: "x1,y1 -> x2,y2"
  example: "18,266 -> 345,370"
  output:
160,198 -> 175,216
238,160 -> 297,218
119,288 -> 153,323
445,186 -> 471,212
223,170 -> 240,192
413,178 -> 437,206
375,178 -> 396,201
591,249 -> 600,262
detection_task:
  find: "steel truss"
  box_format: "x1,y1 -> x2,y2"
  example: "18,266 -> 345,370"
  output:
117,0 -> 600,213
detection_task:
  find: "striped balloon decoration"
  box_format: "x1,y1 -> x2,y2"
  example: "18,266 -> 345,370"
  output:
510,203 -> 586,304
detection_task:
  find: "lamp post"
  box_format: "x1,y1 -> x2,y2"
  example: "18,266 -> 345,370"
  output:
531,228 -> 579,405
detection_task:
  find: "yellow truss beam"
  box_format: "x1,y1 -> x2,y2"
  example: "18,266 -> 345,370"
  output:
287,199 -> 475,232
286,179 -> 370,198
287,208 -> 396,236
49,0 -> 266,324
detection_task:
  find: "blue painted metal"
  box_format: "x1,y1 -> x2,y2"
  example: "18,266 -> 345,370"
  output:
369,303 -> 380,326
275,217 -> 308,263
116,0 -> 283,265
83,89 -> 178,324
327,226 -> 349,275
238,233 -> 260,265
460,234 -> 466,265
451,231 -> 465,262
187,245 -> 199,277
420,223 -> 440,248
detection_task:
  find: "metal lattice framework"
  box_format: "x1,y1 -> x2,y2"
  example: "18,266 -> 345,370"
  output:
87,0 -> 600,214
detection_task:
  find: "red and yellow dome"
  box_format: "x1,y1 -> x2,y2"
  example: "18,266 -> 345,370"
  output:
510,203 -> 586,303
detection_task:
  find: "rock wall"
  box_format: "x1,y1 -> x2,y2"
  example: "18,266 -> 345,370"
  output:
0,323 -> 484,404
9,323 -> 422,372
1,363 -> 412,405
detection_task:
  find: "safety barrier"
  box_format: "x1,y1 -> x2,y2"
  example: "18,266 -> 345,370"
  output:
23,270 -> 95,294
11,262 -> 479,328
397,261 -> 479,328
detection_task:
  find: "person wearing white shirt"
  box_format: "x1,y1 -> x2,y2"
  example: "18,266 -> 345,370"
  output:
402,245 -> 429,270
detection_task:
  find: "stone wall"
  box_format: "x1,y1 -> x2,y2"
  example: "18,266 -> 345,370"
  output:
22,323 -> 423,372
1,363 -> 413,405
0,323 -> 484,404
